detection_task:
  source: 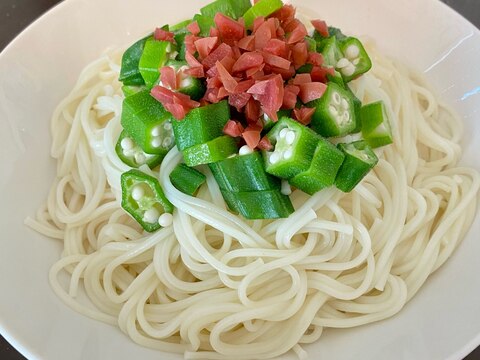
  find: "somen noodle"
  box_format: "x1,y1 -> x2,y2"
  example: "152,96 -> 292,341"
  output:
26,41 -> 480,359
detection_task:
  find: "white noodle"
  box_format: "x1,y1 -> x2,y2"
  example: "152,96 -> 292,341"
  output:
27,44 -> 480,360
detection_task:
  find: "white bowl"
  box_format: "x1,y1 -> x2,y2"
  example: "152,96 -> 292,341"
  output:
0,0 -> 479,359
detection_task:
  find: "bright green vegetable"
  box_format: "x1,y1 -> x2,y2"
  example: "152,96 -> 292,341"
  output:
243,0 -> 283,28
348,86 -> 363,133
335,141 -> 378,192
221,189 -> 294,219
122,85 -> 146,97
165,60 -> 206,101
200,0 -> 251,20
172,100 -> 230,151
139,38 -> 174,88
289,138 -> 345,195
182,136 -> 238,167
121,89 -> 174,155
170,19 -> 192,32
319,36 -> 342,67
121,169 -> 174,232
360,100 -> 393,148
193,14 -> 216,37
115,130 -> 165,169
118,35 -> 151,86
169,163 -> 206,195
308,82 -> 357,137
336,37 -> 372,82
296,63 -> 313,74
304,36 -> 317,52
173,30 -> 188,60
263,117 -> 321,179
209,152 -> 281,192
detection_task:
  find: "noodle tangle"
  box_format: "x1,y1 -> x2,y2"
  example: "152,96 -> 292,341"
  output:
25,44 -> 480,359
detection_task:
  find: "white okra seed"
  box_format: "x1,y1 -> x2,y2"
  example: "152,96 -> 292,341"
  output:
120,137 -> 134,151
132,186 -> 144,201
333,92 -> 341,105
329,105 -> 338,116
239,145 -> 253,156
151,125 -> 162,137
283,149 -> 293,160
279,128 -> 289,139
342,64 -> 356,77
345,45 -> 360,60
281,180 -> 292,195
151,137 -> 162,148
164,122 -> 173,131
143,208 -> 160,224
158,213 -> 173,227
270,152 -> 281,164
336,58 -> 350,69
134,153 -> 146,164
163,137 -> 173,148
285,131 -> 296,145
341,98 -> 349,110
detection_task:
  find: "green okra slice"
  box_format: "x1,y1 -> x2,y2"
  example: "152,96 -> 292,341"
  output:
121,89 -> 175,155
119,35 -> 151,86
242,0 -> 283,28
139,38 -> 175,88
360,100 -> 393,148
115,130 -> 165,169
200,0 -> 252,20
308,82 -> 357,137
121,169 -> 174,232
192,14 -> 216,37
262,117 -> 321,179
169,163 -> 206,196
182,136 -> 238,167
172,100 -> 230,151
122,85 -> 147,98
221,189 -> 294,219
209,151 -> 281,192
289,138 -> 345,195
336,37 -> 372,83
335,140 -> 379,192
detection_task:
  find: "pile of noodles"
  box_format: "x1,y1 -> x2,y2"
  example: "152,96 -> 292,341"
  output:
26,42 -> 480,359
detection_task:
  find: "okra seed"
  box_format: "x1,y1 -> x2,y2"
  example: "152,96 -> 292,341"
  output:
132,186 -> 144,201
343,112 -> 351,122
279,128 -> 289,139
283,149 -> 293,160
164,122 -> 173,131
151,137 -> 162,148
134,153 -> 146,164
239,145 -> 253,156
151,126 -> 162,137
180,77 -> 192,88
143,208 -> 160,224
333,92 -> 342,105
158,213 -> 173,227
281,180 -> 292,195
352,58 -> 360,66
345,45 -> 360,60
285,131 -> 296,145
163,137 -> 173,148
120,137 -> 134,151
329,105 -> 338,116
342,64 -> 356,77
270,152 -> 281,164
336,58 -> 350,69
341,98 -> 349,110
